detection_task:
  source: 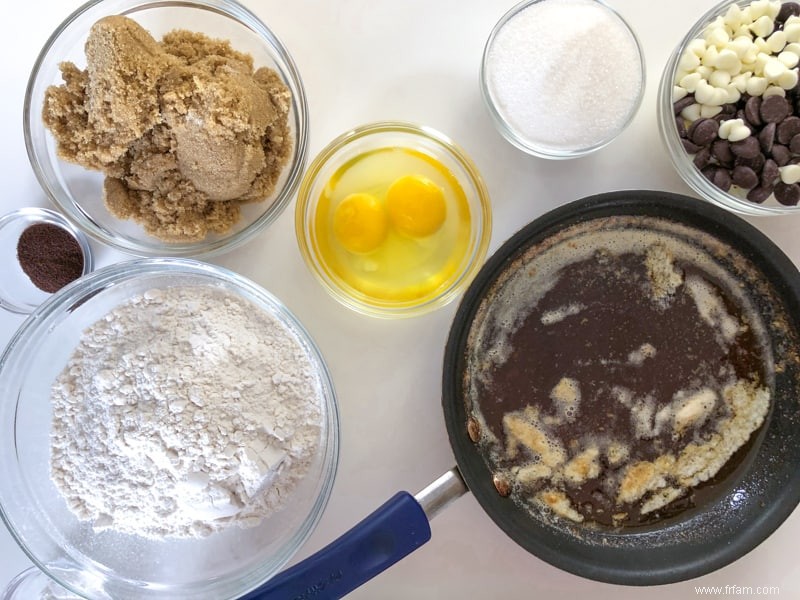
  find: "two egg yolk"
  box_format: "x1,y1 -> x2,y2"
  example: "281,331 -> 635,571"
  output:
332,193 -> 388,254
332,175 -> 447,253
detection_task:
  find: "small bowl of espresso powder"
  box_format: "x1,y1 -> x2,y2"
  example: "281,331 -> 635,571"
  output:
0,207 -> 92,314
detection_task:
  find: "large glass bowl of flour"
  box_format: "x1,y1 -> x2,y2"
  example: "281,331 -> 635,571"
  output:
0,259 -> 339,599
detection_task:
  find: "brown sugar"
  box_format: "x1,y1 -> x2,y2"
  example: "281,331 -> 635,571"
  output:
42,16 -> 292,242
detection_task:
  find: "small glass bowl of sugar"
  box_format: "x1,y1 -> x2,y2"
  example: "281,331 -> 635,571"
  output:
480,0 -> 646,159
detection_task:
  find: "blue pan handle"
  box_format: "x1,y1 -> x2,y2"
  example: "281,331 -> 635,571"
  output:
241,469 -> 467,600
241,492 -> 431,600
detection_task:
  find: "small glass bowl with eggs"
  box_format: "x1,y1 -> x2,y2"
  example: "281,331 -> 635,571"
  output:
295,122 -> 492,318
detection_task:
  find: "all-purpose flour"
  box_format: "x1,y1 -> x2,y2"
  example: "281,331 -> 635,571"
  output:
50,285 -> 324,539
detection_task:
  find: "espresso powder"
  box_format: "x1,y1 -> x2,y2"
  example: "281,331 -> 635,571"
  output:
16,223 -> 84,293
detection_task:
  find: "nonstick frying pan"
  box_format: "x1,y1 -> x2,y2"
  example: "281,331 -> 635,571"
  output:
245,191 -> 800,599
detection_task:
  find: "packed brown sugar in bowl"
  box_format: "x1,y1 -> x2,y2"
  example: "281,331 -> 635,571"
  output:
463,217 -> 774,528
42,15 -> 291,242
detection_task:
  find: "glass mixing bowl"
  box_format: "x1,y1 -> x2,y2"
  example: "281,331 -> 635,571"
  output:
658,0 -> 800,216
0,259 -> 339,599
480,0 -> 645,159
24,0 -> 308,257
295,121 -> 492,319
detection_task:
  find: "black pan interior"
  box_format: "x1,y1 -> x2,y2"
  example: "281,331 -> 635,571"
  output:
442,190 -> 800,585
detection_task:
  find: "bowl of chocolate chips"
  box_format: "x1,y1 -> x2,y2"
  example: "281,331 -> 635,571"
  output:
659,0 -> 800,214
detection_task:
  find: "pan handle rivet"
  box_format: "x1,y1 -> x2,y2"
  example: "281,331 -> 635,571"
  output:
467,417 -> 481,443
493,473 -> 511,497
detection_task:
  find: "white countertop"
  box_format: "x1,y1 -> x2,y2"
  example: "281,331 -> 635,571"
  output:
1,0 -> 799,598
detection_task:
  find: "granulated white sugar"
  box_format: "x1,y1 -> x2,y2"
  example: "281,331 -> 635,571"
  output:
485,0 -> 643,152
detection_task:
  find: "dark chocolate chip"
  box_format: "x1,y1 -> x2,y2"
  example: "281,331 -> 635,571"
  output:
693,146 -> 713,169
778,2 -> 800,23
731,165 -> 759,189
736,109 -> 751,128
712,139 -> 735,166
745,96 -> 763,126
673,95 -> 696,115
690,118 -> 720,146
759,122 -> 777,154
731,136 -> 761,159
772,144 -> 792,166
775,182 -> 800,205
712,167 -> 732,192
702,165 -> 732,192
735,152 -> 765,172
790,133 -> 800,153
761,95 -> 792,123
676,116 -> 687,138
747,185 -> 773,204
777,116 -> 800,144
762,158 -> 780,186
720,103 -> 737,115
682,138 -> 703,153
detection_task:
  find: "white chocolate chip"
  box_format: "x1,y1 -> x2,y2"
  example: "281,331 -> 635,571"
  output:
718,118 -> 739,140
695,80 -> 729,106
729,35 -> 755,59
716,48 -> 742,73
766,1 -> 782,20
694,80 -> 715,104
697,65 -> 714,79
672,85 -> 689,102
754,51 -> 771,75
785,22 -> 800,43
763,84 -> 787,97
780,164 -> 800,184
709,69 -> 732,87
742,40 -> 761,63
786,42 -> 800,55
719,119 -> 751,142
702,45 -> 720,67
750,0 -> 772,20
736,23 -> 757,41
778,68 -> 799,89
764,56 -> 788,80
687,38 -> 708,57
725,84 -> 741,104
681,103 -> 702,122
678,50 -> 702,72
732,71 -> 753,92
700,104 -> 723,118
767,30 -> 788,53
750,15 -> 775,39
707,26 -> 730,49
746,75 -> 769,95
729,125 -> 752,142
779,50 -> 800,68
724,4 -> 744,29
680,71 -> 703,92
